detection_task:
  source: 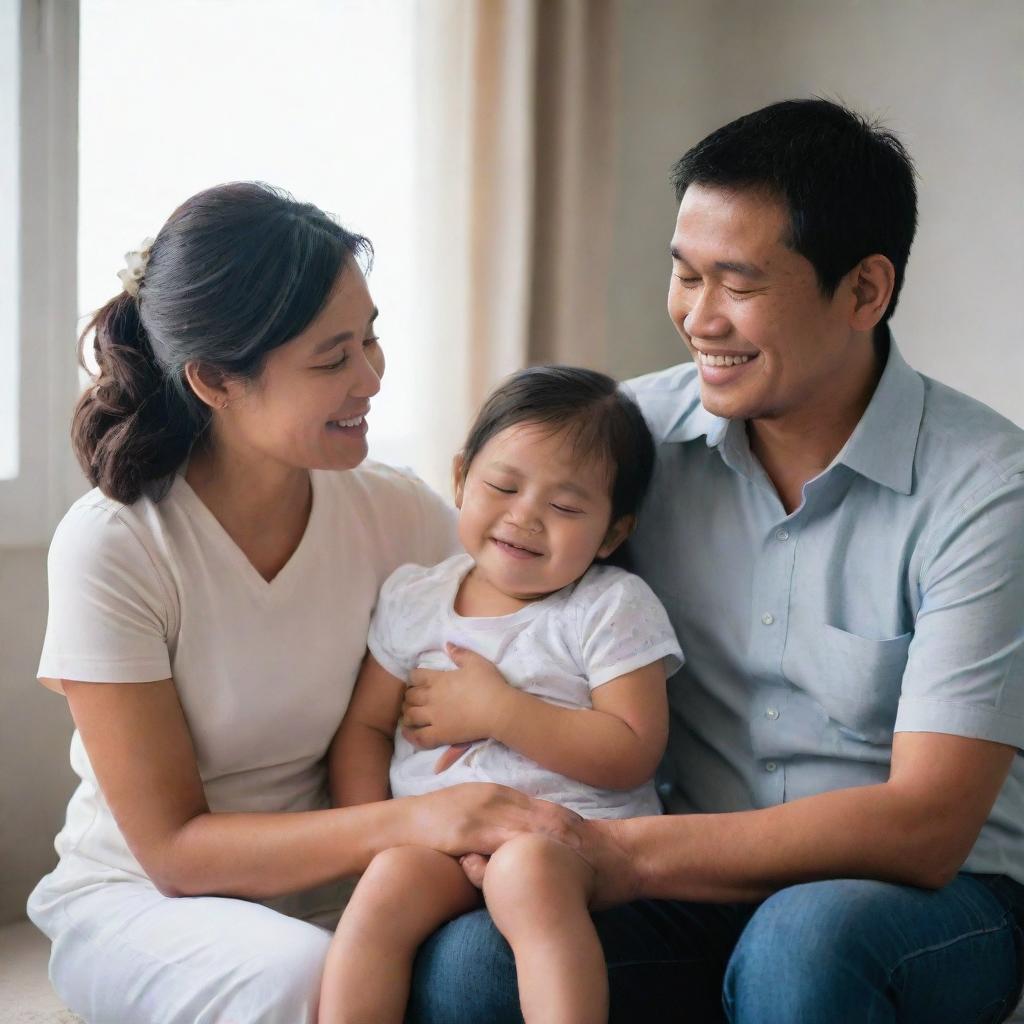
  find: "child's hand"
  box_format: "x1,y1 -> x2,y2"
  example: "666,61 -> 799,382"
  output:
402,643 -> 518,750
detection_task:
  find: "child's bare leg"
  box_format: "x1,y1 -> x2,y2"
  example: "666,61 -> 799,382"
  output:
483,833 -> 605,1024
318,846 -> 479,1024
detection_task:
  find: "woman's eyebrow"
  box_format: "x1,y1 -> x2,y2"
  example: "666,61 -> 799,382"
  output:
311,308 -> 380,355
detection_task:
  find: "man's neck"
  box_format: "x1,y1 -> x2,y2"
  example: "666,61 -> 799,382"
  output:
748,332 -> 885,514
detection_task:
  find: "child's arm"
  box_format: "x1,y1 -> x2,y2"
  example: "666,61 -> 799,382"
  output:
403,646 -> 669,791
328,652 -> 407,807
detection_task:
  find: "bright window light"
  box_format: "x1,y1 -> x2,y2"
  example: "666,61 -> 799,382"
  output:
79,0 -> 417,466
0,0 -> 18,481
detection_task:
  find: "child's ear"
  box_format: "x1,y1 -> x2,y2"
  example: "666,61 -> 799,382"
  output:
452,453 -> 466,509
597,514 -> 635,559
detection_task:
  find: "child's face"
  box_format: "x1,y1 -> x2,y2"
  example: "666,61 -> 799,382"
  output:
454,422 -> 632,601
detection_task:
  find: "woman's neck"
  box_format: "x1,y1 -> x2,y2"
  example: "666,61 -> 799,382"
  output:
185,438 -> 312,581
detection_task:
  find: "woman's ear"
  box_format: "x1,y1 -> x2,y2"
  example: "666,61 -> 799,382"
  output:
597,514 -> 636,559
452,453 -> 467,509
184,360 -> 239,411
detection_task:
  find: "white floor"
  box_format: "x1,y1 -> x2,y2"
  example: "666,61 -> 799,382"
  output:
0,920 -> 81,1024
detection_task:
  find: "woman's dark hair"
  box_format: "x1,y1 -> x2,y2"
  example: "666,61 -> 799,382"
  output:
460,365 -> 656,523
671,98 -> 918,322
72,182 -> 372,504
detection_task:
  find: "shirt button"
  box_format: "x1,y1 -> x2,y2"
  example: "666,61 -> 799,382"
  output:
761,612 -> 775,626
765,707 -> 780,720
765,761 -> 778,773
775,528 -> 790,541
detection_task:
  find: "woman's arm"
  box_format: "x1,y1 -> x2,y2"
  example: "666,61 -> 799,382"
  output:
328,653 -> 405,807
402,645 -> 669,790
63,677 -> 580,901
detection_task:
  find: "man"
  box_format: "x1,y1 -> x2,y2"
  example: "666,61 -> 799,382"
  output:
410,99 -> 1024,1022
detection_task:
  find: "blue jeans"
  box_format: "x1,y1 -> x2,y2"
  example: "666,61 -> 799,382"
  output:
406,874 -> 1024,1023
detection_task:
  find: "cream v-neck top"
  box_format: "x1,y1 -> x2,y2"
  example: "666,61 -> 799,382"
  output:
37,462 -> 458,908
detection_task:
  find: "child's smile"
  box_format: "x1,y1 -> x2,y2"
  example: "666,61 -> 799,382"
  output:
454,422 -> 630,608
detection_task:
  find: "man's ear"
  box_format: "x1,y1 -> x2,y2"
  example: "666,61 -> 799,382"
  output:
184,360 -> 239,411
452,452 -> 466,509
597,514 -> 636,559
848,254 -> 896,333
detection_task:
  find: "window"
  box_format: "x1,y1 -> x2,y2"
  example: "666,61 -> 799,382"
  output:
0,0 -> 80,547
1,0 -> 19,481
79,0 -> 419,467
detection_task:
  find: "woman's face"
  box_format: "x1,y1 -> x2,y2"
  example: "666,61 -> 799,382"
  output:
219,264 -> 384,472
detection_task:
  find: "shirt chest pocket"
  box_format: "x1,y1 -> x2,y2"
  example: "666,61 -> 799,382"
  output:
790,625 -> 912,744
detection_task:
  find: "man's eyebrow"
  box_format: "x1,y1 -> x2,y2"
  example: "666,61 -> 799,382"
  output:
670,246 -> 765,279
311,307 -> 379,355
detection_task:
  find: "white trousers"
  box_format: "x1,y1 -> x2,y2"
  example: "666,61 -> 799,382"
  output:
27,856 -> 343,1024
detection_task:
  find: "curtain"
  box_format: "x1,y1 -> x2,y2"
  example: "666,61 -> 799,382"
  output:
411,0 -> 619,493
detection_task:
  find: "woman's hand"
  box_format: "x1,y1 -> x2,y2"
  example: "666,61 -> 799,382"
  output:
408,782 -> 582,859
459,816 -> 644,911
401,644 -> 516,749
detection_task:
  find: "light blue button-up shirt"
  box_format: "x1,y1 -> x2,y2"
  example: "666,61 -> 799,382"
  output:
625,336 -> 1024,883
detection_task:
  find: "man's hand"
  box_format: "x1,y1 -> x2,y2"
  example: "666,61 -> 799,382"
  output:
459,816 -> 644,911
402,644 -> 517,751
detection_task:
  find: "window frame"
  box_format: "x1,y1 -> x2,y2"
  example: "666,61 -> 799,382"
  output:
0,0 -> 84,548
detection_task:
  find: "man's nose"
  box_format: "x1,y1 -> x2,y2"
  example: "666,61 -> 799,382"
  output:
683,289 -> 730,340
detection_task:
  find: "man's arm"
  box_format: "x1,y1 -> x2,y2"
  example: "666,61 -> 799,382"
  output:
569,732 -> 1015,906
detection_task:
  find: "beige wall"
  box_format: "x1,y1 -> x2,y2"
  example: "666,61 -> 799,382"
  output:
3,0 -> 1021,927
0,547 -> 74,925
607,0 -> 1024,431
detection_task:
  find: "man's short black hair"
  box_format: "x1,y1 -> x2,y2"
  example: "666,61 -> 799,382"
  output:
671,98 -> 918,322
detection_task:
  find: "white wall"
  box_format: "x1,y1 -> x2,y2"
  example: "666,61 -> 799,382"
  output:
0,548 -> 75,925
607,0 -> 1024,430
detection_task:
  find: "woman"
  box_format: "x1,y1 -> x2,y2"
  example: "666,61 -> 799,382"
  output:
27,182 -> 577,1023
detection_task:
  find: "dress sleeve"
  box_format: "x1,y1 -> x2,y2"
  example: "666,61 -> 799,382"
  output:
407,473 -> 460,566
895,474 -> 1024,748
38,504 -> 173,685
575,568 -> 684,690
366,564 -> 420,682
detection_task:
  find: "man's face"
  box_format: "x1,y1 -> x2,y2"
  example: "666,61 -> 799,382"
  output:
667,184 -> 858,424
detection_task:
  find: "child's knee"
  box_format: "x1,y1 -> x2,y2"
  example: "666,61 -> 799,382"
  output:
484,834 -> 590,904
356,846 -> 453,904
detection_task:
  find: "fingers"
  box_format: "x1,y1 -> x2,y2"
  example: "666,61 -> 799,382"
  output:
402,725 -> 439,748
459,853 -> 488,889
402,706 -> 431,728
402,685 -> 430,707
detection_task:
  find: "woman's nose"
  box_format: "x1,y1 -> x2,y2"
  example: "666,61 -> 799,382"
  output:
353,347 -> 383,398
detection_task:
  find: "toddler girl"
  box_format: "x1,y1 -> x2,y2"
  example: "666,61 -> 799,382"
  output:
323,365 -> 682,1023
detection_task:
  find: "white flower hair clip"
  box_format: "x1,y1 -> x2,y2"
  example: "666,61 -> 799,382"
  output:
116,237 -> 156,297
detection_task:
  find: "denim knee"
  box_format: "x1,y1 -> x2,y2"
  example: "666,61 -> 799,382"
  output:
723,880 -> 892,1022
406,908 -> 521,1024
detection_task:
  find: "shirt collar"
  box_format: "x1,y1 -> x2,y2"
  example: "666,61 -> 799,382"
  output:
832,333 -> 924,495
664,330 -> 925,496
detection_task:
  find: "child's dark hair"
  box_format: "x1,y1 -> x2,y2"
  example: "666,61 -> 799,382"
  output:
461,365 -> 655,522
72,182 -> 372,505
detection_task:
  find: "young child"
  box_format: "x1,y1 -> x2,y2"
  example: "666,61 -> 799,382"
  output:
322,366 -> 683,1024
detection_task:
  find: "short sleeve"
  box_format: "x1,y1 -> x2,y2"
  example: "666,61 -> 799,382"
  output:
366,564 -> 421,682
38,504 -> 173,685
402,470 -> 460,567
575,568 -> 684,689
895,474 -> 1024,747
